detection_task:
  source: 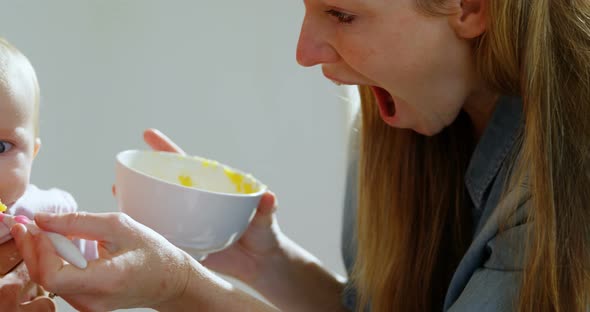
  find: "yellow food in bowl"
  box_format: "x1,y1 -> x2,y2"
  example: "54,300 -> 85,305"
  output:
0,199 -> 6,212
224,168 -> 256,194
174,156 -> 260,194
176,168 -> 257,194
178,175 -> 194,187
201,159 -> 218,168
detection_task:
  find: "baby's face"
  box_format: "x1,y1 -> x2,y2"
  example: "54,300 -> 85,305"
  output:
0,52 -> 40,207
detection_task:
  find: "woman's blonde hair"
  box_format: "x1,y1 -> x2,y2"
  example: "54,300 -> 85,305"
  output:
352,0 -> 590,311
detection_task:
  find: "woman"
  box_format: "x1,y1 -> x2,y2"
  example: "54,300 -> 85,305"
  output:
11,0 -> 590,311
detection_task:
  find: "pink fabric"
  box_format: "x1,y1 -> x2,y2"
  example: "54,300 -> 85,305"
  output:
0,184 -> 98,260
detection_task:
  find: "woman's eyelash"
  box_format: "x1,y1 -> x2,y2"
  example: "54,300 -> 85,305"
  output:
325,9 -> 356,24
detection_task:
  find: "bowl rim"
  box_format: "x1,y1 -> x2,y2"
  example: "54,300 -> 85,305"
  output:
116,149 -> 268,198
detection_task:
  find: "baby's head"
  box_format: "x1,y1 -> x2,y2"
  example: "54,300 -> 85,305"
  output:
0,38 -> 41,207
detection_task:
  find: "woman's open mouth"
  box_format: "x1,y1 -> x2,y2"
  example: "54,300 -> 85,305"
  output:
370,86 -> 396,120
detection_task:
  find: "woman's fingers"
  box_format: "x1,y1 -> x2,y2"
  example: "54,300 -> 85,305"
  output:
11,225 -> 39,284
12,225 -> 62,291
250,191 -> 277,227
19,296 -> 57,312
32,233 -> 69,291
33,233 -> 105,295
143,128 -> 186,155
13,224 -> 97,295
12,208 -> 195,311
33,212 -> 130,247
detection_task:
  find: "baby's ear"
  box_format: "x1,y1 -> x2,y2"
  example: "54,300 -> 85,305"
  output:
33,138 -> 41,158
449,0 -> 488,39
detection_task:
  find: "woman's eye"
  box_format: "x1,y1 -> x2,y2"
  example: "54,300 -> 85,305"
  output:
0,141 -> 13,154
325,9 -> 356,24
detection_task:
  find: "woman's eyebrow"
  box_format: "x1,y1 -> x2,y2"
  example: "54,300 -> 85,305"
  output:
321,0 -> 376,11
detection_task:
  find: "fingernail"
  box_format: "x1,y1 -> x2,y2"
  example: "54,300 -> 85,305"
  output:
10,223 -> 26,237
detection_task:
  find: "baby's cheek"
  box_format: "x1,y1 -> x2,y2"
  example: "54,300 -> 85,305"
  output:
0,166 -> 29,206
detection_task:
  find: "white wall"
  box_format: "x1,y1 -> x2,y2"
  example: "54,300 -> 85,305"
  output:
0,1 -> 355,311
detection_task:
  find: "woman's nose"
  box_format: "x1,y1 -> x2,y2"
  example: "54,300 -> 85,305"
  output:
296,16 -> 339,67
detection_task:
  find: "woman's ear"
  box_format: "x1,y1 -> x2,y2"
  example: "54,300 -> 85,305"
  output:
449,0 -> 488,39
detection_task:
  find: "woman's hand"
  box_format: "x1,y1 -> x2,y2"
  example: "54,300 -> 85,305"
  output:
0,240 -> 56,311
141,129 -> 284,286
11,212 -> 193,311
1,263 -> 57,312
18,296 -> 56,312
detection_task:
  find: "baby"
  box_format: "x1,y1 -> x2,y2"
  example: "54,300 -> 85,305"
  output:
0,37 -> 97,307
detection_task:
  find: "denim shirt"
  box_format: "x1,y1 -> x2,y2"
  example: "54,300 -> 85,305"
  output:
341,96 -> 529,311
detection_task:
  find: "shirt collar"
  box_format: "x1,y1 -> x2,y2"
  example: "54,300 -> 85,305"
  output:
465,96 -> 523,210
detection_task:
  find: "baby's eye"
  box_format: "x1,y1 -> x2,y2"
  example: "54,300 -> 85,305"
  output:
325,9 -> 356,24
0,141 -> 13,153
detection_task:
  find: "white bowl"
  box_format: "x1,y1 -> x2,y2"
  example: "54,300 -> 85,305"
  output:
115,150 -> 266,259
